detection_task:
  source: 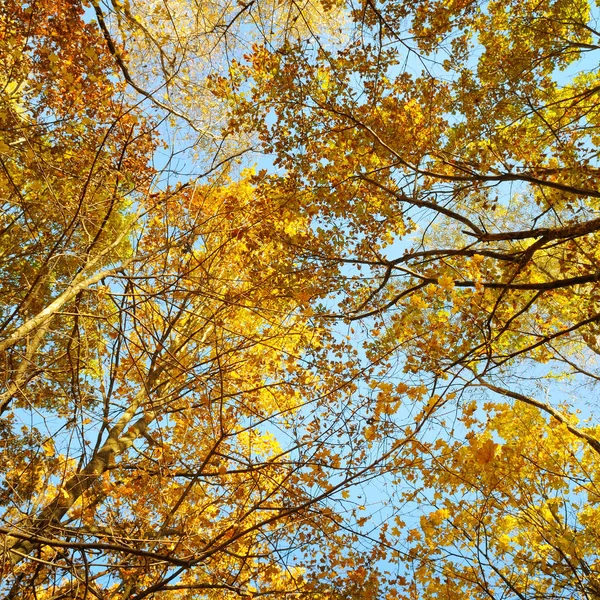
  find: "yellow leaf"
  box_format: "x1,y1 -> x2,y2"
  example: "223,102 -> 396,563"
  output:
438,274 -> 454,291
474,438 -> 498,464
42,439 -> 55,457
410,294 -> 428,309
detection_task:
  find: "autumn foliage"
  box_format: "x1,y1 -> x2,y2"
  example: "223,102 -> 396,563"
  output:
1,0 -> 600,598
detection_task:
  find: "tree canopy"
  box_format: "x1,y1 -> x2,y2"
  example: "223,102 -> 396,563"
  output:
2,0 -> 600,598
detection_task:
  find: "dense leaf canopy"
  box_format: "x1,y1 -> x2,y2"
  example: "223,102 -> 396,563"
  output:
1,0 -> 600,598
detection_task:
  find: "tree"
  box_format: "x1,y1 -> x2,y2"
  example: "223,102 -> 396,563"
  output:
3,0 -> 600,599
216,0 -> 600,598
0,1 -> 376,597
